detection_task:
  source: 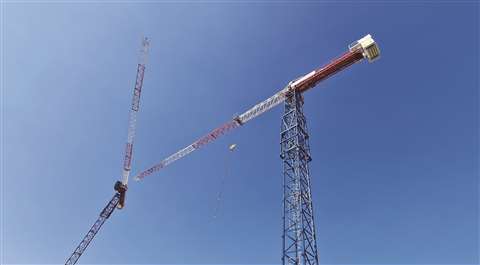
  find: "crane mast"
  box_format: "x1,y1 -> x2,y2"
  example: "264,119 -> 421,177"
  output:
134,34 -> 379,181
64,37 -> 149,265
64,193 -> 120,265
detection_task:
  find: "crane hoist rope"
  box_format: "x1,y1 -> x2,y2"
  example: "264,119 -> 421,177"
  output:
212,144 -> 238,219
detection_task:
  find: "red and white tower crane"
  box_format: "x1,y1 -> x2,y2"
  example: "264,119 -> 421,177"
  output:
64,37 -> 150,265
132,34 -> 379,265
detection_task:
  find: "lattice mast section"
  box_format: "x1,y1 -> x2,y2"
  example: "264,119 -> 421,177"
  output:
65,194 -> 120,265
281,90 -> 319,265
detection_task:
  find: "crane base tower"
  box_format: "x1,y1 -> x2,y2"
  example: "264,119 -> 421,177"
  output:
281,90 -> 319,265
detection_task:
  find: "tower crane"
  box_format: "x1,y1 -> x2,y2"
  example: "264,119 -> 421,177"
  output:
132,34 -> 379,265
134,34 -> 379,182
64,37 -> 150,265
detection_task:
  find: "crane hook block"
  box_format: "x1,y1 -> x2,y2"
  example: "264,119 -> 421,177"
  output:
114,181 -> 128,209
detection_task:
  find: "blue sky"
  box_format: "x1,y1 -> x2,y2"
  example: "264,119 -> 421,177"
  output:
2,2 -> 478,264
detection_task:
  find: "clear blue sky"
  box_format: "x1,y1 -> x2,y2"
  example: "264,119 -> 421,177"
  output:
2,2 -> 478,264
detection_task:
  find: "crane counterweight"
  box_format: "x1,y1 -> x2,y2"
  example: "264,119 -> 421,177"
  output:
349,34 -> 380,62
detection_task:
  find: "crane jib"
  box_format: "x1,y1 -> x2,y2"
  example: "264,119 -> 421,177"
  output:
134,34 -> 380,182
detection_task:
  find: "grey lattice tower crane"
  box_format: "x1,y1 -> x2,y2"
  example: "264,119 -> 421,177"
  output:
64,37 -> 149,265
279,35 -> 379,265
132,34 -> 380,264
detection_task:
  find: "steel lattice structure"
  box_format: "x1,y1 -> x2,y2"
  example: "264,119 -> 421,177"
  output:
65,194 -> 120,265
132,34 -> 379,264
64,37 -> 148,265
281,90 -> 319,265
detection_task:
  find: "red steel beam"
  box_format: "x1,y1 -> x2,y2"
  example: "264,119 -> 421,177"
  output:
293,50 -> 365,94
